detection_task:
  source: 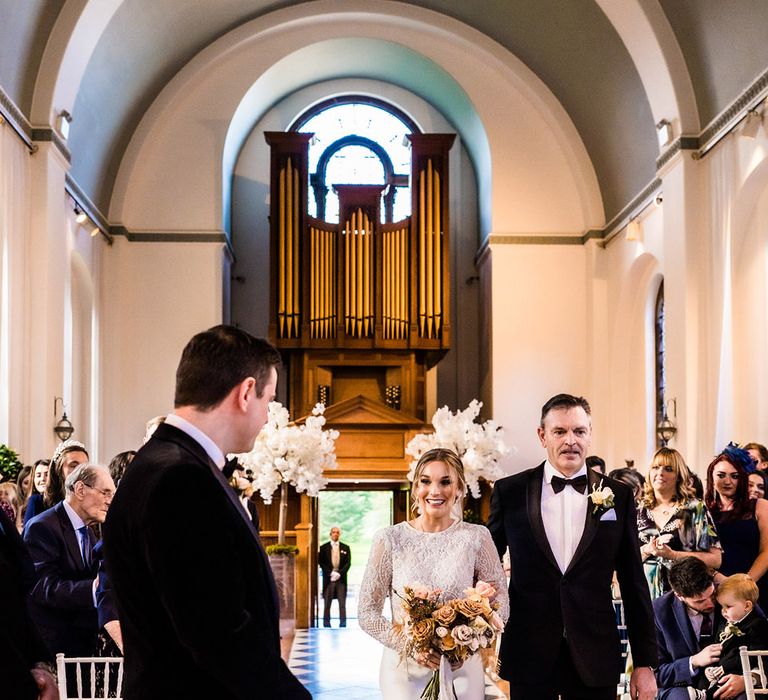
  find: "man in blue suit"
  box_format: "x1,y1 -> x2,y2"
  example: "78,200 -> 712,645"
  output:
24,464 -> 115,657
655,556 -> 748,699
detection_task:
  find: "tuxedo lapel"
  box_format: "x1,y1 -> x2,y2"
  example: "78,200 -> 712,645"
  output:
565,468 -> 601,575
526,464 -> 560,572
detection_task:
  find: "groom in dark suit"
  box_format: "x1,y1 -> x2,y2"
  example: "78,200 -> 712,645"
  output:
487,393 -> 657,700
104,326 -> 309,699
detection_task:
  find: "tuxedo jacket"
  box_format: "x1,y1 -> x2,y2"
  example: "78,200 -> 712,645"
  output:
23,500 -> 99,657
103,423 -> 309,700
487,464 -> 657,687
318,541 -> 351,587
654,591 -> 717,688
712,609 -> 768,677
0,506 -> 52,699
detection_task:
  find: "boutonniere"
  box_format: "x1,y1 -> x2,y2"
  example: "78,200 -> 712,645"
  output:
719,621 -> 745,643
589,481 -> 615,516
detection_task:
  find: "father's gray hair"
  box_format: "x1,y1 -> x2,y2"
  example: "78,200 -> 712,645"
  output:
64,463 -> 106,493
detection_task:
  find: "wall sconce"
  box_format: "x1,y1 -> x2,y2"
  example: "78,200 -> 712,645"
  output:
53,396 -> 75,441
57,110 -> 72,141
741,109 -> 762,139
656,119 -> 673,148
656,398 -> 677,446
626,218 -> 641,241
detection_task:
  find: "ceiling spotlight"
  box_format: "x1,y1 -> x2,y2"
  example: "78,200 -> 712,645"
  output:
741,109 -> 762,139
74,205 -> 87,224
90,226 -> 100,237
654,194 -> 663,207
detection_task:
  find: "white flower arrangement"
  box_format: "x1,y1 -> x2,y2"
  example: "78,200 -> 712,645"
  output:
234,402 -> 339,505
405,399 -> 510,498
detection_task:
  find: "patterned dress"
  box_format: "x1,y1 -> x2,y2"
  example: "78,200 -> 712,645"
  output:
358,520 -> 509,700
637,498 -> 721,598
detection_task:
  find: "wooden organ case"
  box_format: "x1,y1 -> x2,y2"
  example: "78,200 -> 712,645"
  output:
265,130 -> 455,446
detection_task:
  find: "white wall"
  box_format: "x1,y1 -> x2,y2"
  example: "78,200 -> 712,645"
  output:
99,238 -> 225,459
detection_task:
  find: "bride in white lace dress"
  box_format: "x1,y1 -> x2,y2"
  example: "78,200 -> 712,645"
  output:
358,448 -> 509,699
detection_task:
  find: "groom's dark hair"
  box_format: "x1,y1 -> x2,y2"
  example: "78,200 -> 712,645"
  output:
175,325 -> 281,410
668,557 -> 714,598
540,394 -> 591,427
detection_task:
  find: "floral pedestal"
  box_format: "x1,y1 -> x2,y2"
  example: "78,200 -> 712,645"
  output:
268,554 -> 296,620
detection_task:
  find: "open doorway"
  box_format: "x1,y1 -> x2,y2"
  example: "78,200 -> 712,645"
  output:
317,490 -> 394,626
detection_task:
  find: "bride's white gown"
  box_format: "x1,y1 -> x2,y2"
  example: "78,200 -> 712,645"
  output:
358,520 -> 509,699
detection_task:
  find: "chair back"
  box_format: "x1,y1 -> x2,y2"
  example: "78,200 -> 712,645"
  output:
740,645 -> 768,699
55,654 -> 124,699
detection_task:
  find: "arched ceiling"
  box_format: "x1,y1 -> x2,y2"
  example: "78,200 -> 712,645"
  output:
3,0 -> 768,224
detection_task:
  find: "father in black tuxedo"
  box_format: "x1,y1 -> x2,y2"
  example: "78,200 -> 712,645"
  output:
103,325 -> 309,699
487,393 -> 657,700
318,526 -> 351,627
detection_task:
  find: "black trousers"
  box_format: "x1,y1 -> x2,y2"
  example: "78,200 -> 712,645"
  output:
507,638 -> 616,700
322,579 -> 346,625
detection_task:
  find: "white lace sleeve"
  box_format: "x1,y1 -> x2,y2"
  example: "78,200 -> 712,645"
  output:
476,527 -> 510,623
358,528 -> 405,652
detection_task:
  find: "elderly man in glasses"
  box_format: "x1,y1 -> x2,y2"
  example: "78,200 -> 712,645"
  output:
24,463 -> 115,658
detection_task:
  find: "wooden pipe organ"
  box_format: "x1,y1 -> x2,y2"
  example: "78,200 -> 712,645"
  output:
265,131 -> 455,420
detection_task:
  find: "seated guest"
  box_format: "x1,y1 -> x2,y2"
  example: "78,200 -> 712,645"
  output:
744,443 -> 768,473
0,482 -> 21,530
654,557 -> 750,699
586,454 -> 606,473
15,464 -> 32,518
24,464 -> 115,657
749,470 -> 768,501
107,450 -> 136,487
693,574 -> 768,699
609,467 -> 645,503
24,442 -> 89,526
638,448 -> 721,598
22,459 -> 50,526
0,504 -> 58,699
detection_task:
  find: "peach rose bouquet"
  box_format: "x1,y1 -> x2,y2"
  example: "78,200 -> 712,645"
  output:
395,581 -> 504,700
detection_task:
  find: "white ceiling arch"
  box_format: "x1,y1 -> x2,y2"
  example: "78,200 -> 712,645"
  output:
111,0 -> 604,238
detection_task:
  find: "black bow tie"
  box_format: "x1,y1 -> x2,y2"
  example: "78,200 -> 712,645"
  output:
551,474 -> 588,494
223,457 -> 240,478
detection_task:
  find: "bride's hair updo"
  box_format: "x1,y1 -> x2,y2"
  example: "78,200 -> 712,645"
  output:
410,448 -> 467,518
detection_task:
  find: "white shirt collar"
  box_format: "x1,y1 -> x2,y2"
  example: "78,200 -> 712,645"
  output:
165,413 -> 225,469
62,500 -> 86,531
543,460 -> 587,484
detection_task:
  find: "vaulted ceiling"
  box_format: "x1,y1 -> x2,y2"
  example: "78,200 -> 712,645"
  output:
2,0 -> 767,223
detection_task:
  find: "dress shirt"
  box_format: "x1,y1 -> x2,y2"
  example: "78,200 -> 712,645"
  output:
541,461 -> 588,572
62,500 -> 97,607
331,541 -> 340,570
165,413 -> 225,469
686,607 -> 714,676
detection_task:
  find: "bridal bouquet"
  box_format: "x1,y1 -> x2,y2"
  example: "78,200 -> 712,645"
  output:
396,581 -> 504,700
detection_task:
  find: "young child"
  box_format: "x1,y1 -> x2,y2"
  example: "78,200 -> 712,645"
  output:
690,574 -> 768,699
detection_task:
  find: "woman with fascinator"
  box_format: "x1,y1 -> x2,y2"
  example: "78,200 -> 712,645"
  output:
23,439 -> 89,526
358,448 -> 509,699
706,443 -> 768,608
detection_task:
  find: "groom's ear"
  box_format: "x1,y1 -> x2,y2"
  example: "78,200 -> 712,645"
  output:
537,425 -> 546,446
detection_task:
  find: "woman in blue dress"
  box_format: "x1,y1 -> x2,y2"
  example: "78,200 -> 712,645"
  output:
706,444 -> 768,609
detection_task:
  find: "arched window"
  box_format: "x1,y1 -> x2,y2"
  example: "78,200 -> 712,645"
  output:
292,97 -> 419,224
655,280 -> 666,448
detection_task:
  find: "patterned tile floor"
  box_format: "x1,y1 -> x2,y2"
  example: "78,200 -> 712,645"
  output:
288,622 -> 507,699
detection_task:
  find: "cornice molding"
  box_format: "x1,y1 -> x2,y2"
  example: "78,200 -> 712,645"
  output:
0,85 -> 34,150
31,127 -> 71,163
695,66 -> 768,159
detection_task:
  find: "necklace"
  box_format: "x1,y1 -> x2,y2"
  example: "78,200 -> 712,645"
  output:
656,502 -> 676,517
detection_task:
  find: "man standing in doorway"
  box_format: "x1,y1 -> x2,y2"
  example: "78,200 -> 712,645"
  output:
319,526 -> 350,627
